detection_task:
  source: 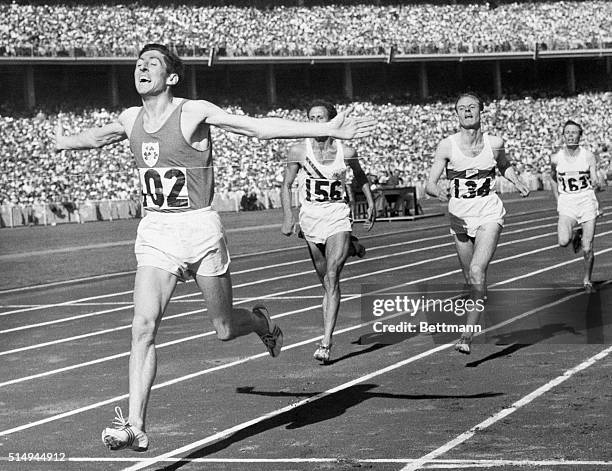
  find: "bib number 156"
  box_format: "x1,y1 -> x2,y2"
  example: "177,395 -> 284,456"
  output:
306,178 -> 343,202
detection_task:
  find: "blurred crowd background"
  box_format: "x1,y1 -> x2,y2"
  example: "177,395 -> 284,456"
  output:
0,0 -> 610,222
1,1 -> 610,57
2,92 -> 610,209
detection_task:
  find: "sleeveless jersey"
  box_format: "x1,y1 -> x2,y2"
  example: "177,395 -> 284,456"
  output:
296,139 -> 347,206
130,100 -> 214,213
555,147 -> 593,195
446,132 -> 496,200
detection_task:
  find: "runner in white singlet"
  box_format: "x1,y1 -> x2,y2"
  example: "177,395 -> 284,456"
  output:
425,93 -> 530,354
550,119 -> 601,292
281,102 -> 375,363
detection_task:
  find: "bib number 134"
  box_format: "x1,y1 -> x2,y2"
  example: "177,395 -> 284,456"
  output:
138,167 -> 189,209
454,177 -> 492,199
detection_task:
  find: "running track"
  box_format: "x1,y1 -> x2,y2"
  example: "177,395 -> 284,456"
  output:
0,193 -> 611,471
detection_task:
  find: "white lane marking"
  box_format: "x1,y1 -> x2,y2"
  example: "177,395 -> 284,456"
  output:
400,344 -> 612,471
0,457 -> 606,466
2,245 -> 607,439
121,287 -> 610,471
2,229 -> 611,386
0,209 -> 568,302
0,217 -> 585,331
0,226 -> 566,346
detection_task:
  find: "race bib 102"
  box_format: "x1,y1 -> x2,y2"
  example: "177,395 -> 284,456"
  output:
138,167 -> 189,209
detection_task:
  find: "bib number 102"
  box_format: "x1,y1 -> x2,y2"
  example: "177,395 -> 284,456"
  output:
139,167 -> 189,209
306,179 -> 343,202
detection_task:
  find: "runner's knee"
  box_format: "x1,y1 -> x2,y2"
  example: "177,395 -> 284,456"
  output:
324,269 -> 340,292
468,264 -> 486,285
131,315 -> 158,344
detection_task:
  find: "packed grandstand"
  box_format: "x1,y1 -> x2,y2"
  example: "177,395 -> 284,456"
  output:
2,93 -> 610,208
1,1 -> 611,57
0,1 -> 610,215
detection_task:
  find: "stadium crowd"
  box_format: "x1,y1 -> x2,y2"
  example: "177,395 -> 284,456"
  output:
1,1 -> 611,57
1,93 -> 610,209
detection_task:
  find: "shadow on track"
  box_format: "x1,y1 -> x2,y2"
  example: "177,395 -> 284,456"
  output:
155,384 -> 503,471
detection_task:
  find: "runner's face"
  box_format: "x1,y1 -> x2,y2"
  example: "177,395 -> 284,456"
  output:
563,124 -> 581,146
456,97 -> 481,129
134,50 -> 173,96
308,106 -> 331,142
308,106 -> 330,123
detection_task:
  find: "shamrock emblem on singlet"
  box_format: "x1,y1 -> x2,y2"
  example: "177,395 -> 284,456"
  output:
142,142 -> 160,167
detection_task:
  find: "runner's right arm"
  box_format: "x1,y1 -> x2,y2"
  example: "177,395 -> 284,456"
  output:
549,154 -> 559,202
425,139 -> 450,202
54,108 -> 138,151
280,145 -> 302,236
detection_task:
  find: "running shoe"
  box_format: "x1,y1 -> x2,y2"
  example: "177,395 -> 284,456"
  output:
253,305 -> 283,357
348,235 -> 366,258
454,336 -> 472,355
572,228 -> 583,254
101,407 -> 148,452
313,343 -> 332,363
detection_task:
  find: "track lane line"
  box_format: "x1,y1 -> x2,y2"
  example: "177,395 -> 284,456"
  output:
121,283 -> 612,471
0,219 -> 584,331
0,213 -> 565,317
2,230 -> 611,387
0,226 -> 578,350
399,343 -> 612,471
0,204 -> 562,295
2,243 -> 610,437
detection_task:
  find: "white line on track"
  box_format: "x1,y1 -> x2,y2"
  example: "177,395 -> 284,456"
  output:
0,204 -> 552,295
0,213 -> 563,317
0,223 -> 590,346
0,206 -> 581,298
2,228 -> 612,387
1,457 -> 608,467
2,241 -> 609,438
399,343 -> 612,471
0,218 -> 571,331
122,285 -> 610,471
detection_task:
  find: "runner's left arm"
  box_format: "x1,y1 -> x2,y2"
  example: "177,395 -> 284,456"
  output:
346,150 -> 376,230
188,100 -> 376,140
588,151 -> 604,216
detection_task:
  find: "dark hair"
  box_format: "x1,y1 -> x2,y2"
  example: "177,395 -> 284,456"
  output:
455,92 -> 484,112
563,119 -> 583,135
138,43 -> 184,85
307,101 -> 338,120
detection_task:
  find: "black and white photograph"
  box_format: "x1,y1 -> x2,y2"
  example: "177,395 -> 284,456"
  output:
0,0 -> 611,469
